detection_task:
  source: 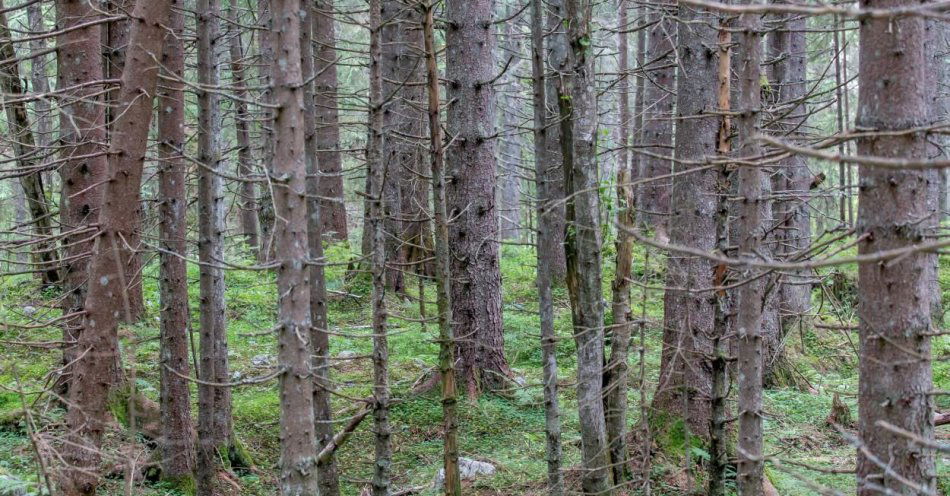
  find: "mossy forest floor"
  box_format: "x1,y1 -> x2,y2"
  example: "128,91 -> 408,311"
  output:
0,242 -> 947,495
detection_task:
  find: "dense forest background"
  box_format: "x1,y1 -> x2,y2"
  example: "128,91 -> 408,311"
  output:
0,0 -> 946,494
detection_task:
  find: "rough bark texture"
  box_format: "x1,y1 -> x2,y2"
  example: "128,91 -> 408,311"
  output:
55,0 -> 110,394
445,0 -> 511,397
271,0 -> 320,491
855,0 -> 938,492
156,3 -> 195,481
422,5 -> 460,493
195,0 -> 232,493
554,0 -> 611,491
0,12 -> 59,287
301,8 -> 340,494
530,0 -> 563,491
313,0 -> 349,242
541,0 -> 568,280
61,0 -> 172,491
652,3 -> 720,438
228,7 -> 261,254
368,3 -> 391,494
636,0 -> 675,235
734,4 -> 767,493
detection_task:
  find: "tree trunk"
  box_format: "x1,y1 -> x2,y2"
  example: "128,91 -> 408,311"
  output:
228,7 -> 261,255
856,0 -> 938,492
423,5 -> 460,493
636,0 -> 675,237
530,0 -> 563,491
445,0 -> 511,397
652,2 -> 720,439
497,2 -> 524,241
61,0 -> 172,491
0,12 -> 60,287
27,2 -> 52,151
271,0 -> 321,491
313,0 -> 349,242
301,7 -> 341,494
156,3 -> 195,483
55,0 -> 111,396
257,1 -> 277,262
367,2 -> 391,494
554,0 -> 611,491
541,1 -> 568,280
196,0 -> 232,493
734,3 -> 767,493
604,0 -> 633,485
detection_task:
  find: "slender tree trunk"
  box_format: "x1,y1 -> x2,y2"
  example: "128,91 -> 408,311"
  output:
497,1 -> 524,241
636,0 -> 675,237
530,0 -> 563,491
61,0 -> 172,491
652,2 -> 720,439
734,3 -> 767,493
541,1 -> 568,280
422,5 -> 460,493
301,8 -> 341,494
856,0 -> 937,492
271,0 -> 320,491
27,2 -> 52,150
257,1 -> 277,262
55,0 -> 110,395
0,12 -> 59,287
313,0 -> 349,242
367,1 -> 392,493
445,0 -> 511,397
554,0 -> 611,491
228,7 -> 261,254
156,3 -> 195,482
604,0 -> 633,485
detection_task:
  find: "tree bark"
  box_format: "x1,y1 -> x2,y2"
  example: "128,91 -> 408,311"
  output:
156,2 -> 195,482
636,0 -> 675,236
553,0 -> 611,491
734,3 -> 767,493
195,0 -> 232,493
422,5 -> 461,493
497,2 -> 524,241
530,0 -> 563,491
652,2 -> 720,439
301,7 -> 341,494
271,0 -> 321,491
445,0 -> 511,397
55,0 -> 110,396
313,0 -> 349,242
541,1 -> 568,280
855,0 -> 938,492
61,0 -> 172,491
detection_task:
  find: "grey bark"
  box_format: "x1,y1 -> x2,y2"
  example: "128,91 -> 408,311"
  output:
228,7 -> 261,254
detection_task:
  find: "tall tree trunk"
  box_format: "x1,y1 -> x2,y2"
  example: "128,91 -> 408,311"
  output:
652,2 -> 720,439
0,12 -> 59,287
271,0 -> 320,491
734,3 -> 767,492
314,0 -> 349,242
257,0 -> 277,262
228,7 -> 261,254
445,0 -> 511,397
604,0 -> 633,484
856,0 -> 938,492
301,7 -> 341,494
531,0 -> 563,491
367,2 -> 391,494
541,0 -> 568,280
554,0 -> 611,491
196,1 -> 232,493
61,0 -> 172,491
636,0 -> 675,237
422,5 -> 460,493
55,0 -> 110,396
156,3 -> 194,482
27,2 -> 52,150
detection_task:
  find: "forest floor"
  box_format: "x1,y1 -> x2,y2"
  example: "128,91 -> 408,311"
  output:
0,242 -> 947,495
